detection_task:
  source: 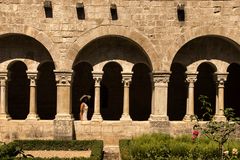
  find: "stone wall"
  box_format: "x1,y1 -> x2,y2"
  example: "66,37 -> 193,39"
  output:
0,120 -> 54,142
0,0 -> 240,147
0,0 -> 239,70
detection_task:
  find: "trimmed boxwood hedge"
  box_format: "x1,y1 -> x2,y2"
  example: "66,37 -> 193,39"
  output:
0,140 -> 103,160
119,133 -> 240,160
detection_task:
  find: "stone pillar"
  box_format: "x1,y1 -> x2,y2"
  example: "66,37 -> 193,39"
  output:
149,71 -> 170,121
183,72 -> 198,121
54,70 -> 73,140
26,72 -> 39,120
91,72 -> 103,121
214,73 -> 228,121
0,72 -> 11,120
120,72 -> 132,121
54,71 -> 73,120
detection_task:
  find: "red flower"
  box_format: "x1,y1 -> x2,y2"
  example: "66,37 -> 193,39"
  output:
192,130 -> 199,136
192,130 -> 199,141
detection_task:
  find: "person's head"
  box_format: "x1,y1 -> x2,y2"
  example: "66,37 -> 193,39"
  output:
80,95 -> 91,103
82,97 -> 88,103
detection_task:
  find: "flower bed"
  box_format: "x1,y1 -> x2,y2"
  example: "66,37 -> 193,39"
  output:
119,133 -> 240,160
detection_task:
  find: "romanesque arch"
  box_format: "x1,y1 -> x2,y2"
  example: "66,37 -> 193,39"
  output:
67,25 -> 159,71
168,35 -> 240,121
0,34 -> 56,120
72,35 -> 152,121
166,26 -> 240,71
0,25 -> 58,68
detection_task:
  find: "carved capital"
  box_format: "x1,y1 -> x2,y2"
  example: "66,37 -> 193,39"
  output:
54,70 -> 73,86
0,72 -> 8,87
215,72 -> 228,87
27,71 -> 38,86
152,71 -> 171,86
186,72 -> 198,84
122,72 -> 132,87
92,71 -> 103,87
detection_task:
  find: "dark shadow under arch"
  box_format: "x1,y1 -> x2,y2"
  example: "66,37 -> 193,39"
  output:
225,63 -> 240,117
0,34 -> 52,64
101,62 -> 123,120
72,62 -> 94,120
168,63 -> 187,120
173,36 -> 240,67
8,61 -> 29,119
37,61 -> 56,119
195,62 -> 216,120
130,63 -> 152,121
73,36 -> 152,70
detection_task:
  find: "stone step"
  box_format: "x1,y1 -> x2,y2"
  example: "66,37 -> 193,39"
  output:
103,145 -> 120,160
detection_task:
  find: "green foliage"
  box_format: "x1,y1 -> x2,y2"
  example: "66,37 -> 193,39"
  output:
0,142 -> 20,158
0,140 -> 103,160
193,95 -> 240,160
120,134 -> 240,160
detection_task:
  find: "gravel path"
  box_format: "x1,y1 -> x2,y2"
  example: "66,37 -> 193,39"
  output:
24,150 -> 91,158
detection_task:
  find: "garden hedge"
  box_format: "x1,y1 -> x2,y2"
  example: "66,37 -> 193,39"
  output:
0,140 -> 103,160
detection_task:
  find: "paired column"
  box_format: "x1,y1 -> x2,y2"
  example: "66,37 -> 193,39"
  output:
120,72 -> 132,121
214,73 -> 228,121
91,72 -> 103,121
0,72 -> 11,120
26,72 -> 39,120
54,71 -> 73,120
183,72 -> 197,121
149,71 -> 170,121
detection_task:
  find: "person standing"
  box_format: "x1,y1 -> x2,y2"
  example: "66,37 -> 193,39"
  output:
79,95 -> 91,121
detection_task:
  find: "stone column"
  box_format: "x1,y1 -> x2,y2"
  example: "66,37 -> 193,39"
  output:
214,73 -> 228,121
54,71 -> 73,120
120,72 -> 132,121
149,71 -> 170,121
0,72 -> 11,120
91,72 -> 103,121
26,72 -> 39,120
54,71 -> 73,140
183,72 -> 198,121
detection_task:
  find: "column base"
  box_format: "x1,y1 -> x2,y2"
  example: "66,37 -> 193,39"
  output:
148,114 -> 169,121
0,113 -> 11,120
55,113 -> 73,120
26,113 -> 40,120
120,114 -> 132,121
91,114 -> 103,121
183,114 -> 196,121
213,115 -> 226,122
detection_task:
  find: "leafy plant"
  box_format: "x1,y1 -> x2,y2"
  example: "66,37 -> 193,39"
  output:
192,95 -> 240,160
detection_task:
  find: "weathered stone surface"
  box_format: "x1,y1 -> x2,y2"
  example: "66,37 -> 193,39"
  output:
0,0 -> 239,148
54,120 -> 73,140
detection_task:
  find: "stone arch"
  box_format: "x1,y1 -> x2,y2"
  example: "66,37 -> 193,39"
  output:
1,59 -> 39,71
68,25 -> 159,71
167,26 -> 240,71
0,26 -> 57,68
93,60 -> 133,73
187,60 -> 226,73
171,35 -> 240,72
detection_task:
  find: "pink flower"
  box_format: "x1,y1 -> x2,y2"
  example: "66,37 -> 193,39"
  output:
192,130 -> 199,136
192,130 -> 199,141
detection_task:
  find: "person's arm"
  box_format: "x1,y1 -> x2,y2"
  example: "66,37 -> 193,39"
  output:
80,103 -> 85,120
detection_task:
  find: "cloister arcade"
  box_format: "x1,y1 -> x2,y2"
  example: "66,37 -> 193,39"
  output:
0,34 -> 240,123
